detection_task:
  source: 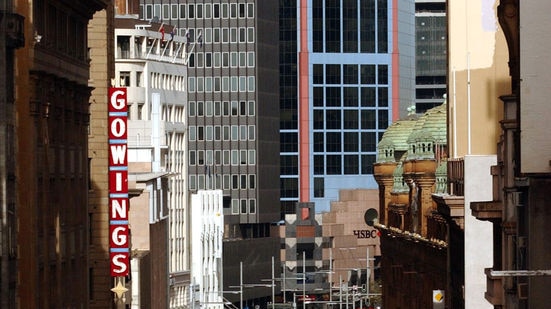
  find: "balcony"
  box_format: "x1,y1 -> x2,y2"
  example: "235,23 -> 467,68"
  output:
447,158 -> 464,196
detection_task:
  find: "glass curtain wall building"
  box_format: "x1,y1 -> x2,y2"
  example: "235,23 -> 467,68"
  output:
280,0 -> 415,214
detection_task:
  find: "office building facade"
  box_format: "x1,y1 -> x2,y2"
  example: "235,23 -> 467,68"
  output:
279,0 -> 416,214
137,1 -> 281,306
414,0 -> 446,113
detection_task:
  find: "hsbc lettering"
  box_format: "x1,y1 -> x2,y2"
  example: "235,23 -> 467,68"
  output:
353,230 -> 379,239
108,88 -> 129,277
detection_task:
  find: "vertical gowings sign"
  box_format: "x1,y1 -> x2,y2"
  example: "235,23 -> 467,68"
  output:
108,88 -> 130,277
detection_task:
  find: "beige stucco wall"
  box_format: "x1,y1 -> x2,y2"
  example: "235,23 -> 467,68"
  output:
447,0 -> 509,158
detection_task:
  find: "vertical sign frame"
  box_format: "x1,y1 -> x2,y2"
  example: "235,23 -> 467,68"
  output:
108,87 -> 130,277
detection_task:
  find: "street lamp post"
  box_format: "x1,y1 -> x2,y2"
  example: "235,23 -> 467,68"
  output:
302,251 -> 306,309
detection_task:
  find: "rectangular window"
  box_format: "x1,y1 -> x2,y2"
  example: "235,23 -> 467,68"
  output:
361,65 -> 376,84
206,150 -> 213,165
241,199 -> 247,214
248,150 -> 256,165
247,52 -> 255,67
222,28 -> 229,43
198,150 -> 204,165
213,4 -> 220,18
179,4 -> 186,19
225,175 -> 231,191
240,175 -> 247,189
240,126 -> 247,141
223,150 -> 230,166
361,155 -> 376,174
197,101 -> 204,116
230,52 -> 238,67
171,4 -> 178,19
231,150 -> 239,165
188,77 -> 195,92
231,77 -> 238,92
247,76 -> 255,92
223,126 -> 230,140
240,76 -> 247,92
214,126 -> 221,141
231,101 -> 239,116
197,127 -> 204,141
205,77 -> 212,92
248,101 -> 255,116
326,155 -> 342,175
248,126 -> 255,140
231,199 -> 239,214
205,4 -> 211,18
214,28 -> 220,43
215,150 -> 221,165
222,77 -> 229,92
189,101 -> 196,116
214,77 -> 220,92
230,3 -> 237,18
231,28 -> 238,43
206,126 -> 213,141
249,175 -> 256,189
378,65 -> 388,84
239,52 -> 246,67
222,52 -> 229,67
189,126 -> 196,141
205,53 -> 212,67
195,4 -> 203,18
232,175 -> 239,189
198,175 -> 205,189
326,64 -> 341,84
222,3 -> 228,18
189,151 -> 196,165
162,4 -> 169,20
247,3 -> 254,18
314,155 -> 324,174
344,132 -> 358,152
188,4 -> 195,19
214,101 -> 221,116
247,27 -> 254,43
205,28 -> 212,43
223,102 -> 230,116
361,132 -> 377,152
213,52 -> 221,67
239,28 -> 246,43
325,0 -> 341,53
231,125 -> 238,141
189,175 -> 196,190
314,177 -> 324,197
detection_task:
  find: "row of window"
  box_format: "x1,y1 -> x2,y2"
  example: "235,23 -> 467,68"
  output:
189,173 -> 256,192
232,198 -> 256,215
313,154 -> 376,175
188,76 -> 255,93
189,51 -> 255,68
312,109 -> 387,130
313,64 -> 388,85
141,3 -> 254,22
189,149 -> 256,166
189,125 -> 256,142
312,0 -> 388,53
313,86 -> 388,108
189,100 -> 255,117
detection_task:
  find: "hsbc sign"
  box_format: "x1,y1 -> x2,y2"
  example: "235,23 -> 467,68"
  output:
108,88 -> 129,277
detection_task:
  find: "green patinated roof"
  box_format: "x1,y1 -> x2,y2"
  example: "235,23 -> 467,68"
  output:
379,118 -> 418,151
407,99 -> 447,144
377,96 -> 448,162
